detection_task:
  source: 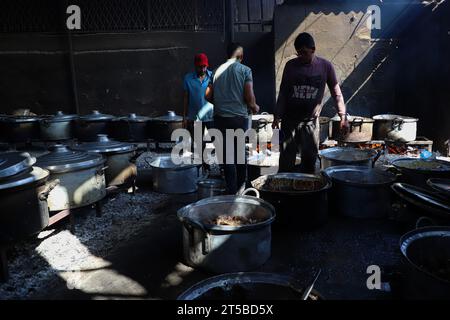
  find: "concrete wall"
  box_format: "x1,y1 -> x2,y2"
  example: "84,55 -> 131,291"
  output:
0,30 -> 274,117
273,0 -> 450,151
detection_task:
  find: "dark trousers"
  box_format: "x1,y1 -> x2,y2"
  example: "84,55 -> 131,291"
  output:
279,118 -> 320,174
214,115 -> 249,194
187,120 -> 213,161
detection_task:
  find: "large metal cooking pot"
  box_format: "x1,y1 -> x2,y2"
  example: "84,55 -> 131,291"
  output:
324,166 -> 397,219
197,178 -> 226,200
75,110 -> 115,142
36,145 -> 106,211
177,193 -> 276,273
319,116 -> 330,144
39,111 -> 78,141
399,227 -> 450,299
150,155 -> 202,194
110,113 -> 152,142
331,115 -> 374,143
251,173 -> 331,229
0,152 -> 56,244
319,147 -> 380,170
250,112 -> 274,144
373,114 -> 418,142
391,158 -> 450,190
0,115 -> 41,143
178,272 -> 323,300
72,135 -> 138,187
149,111 -> 183,142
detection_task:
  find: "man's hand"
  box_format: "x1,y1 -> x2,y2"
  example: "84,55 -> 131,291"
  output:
251,104 -> 260,114
339,116 -> 350,135
272,117 -> 280,129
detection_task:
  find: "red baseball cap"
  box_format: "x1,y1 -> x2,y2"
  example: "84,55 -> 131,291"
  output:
194,53 -> 209,67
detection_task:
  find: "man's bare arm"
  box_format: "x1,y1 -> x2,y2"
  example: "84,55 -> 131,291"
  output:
244,81 -> 260,114
205,84 -> 214,104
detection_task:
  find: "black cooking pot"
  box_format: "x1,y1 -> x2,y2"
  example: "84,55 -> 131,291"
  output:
0,152 -> 57,244
392,158 -> 450,190
40,111 -> 78,141
251,173 -> 331,230
110,113 -> 152,142
75,110 -> 115,142
0,115 -> 41,143
149,111 -> 183,142
399,227 -> 450,299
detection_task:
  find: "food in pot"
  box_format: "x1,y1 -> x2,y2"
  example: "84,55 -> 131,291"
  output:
396,160 -> 450,171
256,177 -> 324,192
206,215 -> 263,226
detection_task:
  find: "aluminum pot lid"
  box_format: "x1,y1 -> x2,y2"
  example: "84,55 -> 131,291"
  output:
149,155 -> 201,170
324,166 -> 396,186
79,110 -> 115,122
0,166 -> 49,191
373,114 -> 418,122
331,115 -> 374,123
72,135 -> 137,154
36,144 -> 105,173
41,110 -> 78,122
154,111 -> 183,122
1,115 -> 41,123
0,152 -> 36,180
116,113 -> 151,122
319,147 -> 377,162
392,183 -> 450,218
392,158 -> 450,173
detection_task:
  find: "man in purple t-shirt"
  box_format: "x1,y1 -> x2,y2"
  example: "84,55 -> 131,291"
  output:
273,33 -> 349,173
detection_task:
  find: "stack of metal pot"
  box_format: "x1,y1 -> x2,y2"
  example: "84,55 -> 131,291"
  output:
36,145 -> 106,212
250,113 -> 275,145
0,152 -> 57,243
39,111 -> 78,141
72,135 -> 138,188
75,110 -> 115,142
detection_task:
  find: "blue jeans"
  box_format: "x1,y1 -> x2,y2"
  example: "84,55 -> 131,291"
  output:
214,116 -> 249,194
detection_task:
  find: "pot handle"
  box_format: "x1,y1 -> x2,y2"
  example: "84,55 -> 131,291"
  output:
351,117 -> 364,133
415,216 -> 436,229
372,150 -> 383,167
41,119 -> 51,128
256,118 -> 269,130
392,117 -> 405,130
38,179 -> 60,201
144,156 -> 153,167
129,149 -> 144,163
96,166 -> 109,175
240,187 -> 260,198
180,216 -> 207,233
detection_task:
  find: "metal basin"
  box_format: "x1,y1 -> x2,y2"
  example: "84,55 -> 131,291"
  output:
178,195 -> 275,273
319,147 -> 380,170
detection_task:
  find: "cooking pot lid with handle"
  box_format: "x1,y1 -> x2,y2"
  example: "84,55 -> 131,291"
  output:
373,114 -> 418,122
79,110 -> 115,122
72,135 -> 137,154
392,158 -> 450,173
1,115 -> 41,123
0,152 -> 36,180
324,166 -> 396,186
42,110 -> 78,122
319,147 -> 377,162
391,182 -> 450,218
0,166 -> 49,190
154,110 -> 183,122
36,144 -> 105,173
116,113 -> 151,122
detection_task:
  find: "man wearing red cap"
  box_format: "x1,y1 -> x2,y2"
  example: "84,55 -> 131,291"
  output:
183,53 -> 214,163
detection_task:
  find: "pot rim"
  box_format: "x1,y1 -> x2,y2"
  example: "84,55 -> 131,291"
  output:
399,226 -> 450,285
373,114 -> 419,122
319,147 -> 378,162
177,272 -> 324,300
392,158 -> 450,173
177,195 -> 276,232
323,166 -> 397,187
0,166 -> 49,191
251,172 -> 332,195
